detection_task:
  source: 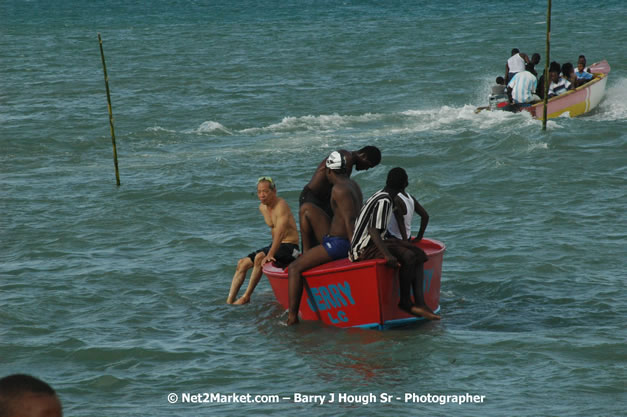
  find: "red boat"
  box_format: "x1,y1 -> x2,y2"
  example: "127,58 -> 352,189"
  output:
263,238 -> 445,329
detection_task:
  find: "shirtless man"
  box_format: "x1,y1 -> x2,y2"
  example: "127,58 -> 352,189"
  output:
0,374 -> 63,417
299,146 -> 380,252
287,152 -> 363,325
227,176 -> 300,305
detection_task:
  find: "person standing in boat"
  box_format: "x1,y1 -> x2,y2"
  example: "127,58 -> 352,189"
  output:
526,53 -> 541,77
226,176 -> 300,305
349,168 -> 440,321
505,48 -> 530,84
299,146 -> 380,252
287,152 -> 363,325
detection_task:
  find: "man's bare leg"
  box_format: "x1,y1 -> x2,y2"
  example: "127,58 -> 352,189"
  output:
407,305 -> 441,320
391,241 -> 440,320
226,257 -> 253,304
234,252 -> 265,305
410,258 -> 440,319
299,203 -> 330,252
287,245 -> 332,325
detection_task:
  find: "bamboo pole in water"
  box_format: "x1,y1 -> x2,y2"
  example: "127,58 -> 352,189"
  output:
98,33 -> 121,186
542,0 -> 552,130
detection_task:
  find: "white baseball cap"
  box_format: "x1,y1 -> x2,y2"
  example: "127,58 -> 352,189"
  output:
326,151 -> 346,171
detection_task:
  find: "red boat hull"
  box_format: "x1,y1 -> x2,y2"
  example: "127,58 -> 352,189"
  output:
263,238 -> 445,329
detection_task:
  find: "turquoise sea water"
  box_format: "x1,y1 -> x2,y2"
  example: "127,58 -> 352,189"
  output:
2,1 -> 626,415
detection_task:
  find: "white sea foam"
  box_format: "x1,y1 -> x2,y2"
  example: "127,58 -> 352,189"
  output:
146,126 -> 176,133
527,141 -> 549,152
240,113 -> 384,135
587,77 -> 627,122
185,121 -> 233,135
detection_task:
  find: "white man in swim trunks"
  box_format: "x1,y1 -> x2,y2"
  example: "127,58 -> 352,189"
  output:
286,152 -> 363,325
226,176 -> 300,305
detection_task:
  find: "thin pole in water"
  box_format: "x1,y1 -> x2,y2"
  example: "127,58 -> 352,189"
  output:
98,33 -> 121,186
542,0 -> 552,130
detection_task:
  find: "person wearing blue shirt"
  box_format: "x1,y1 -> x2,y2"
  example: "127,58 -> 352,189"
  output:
575,55 -> 594,84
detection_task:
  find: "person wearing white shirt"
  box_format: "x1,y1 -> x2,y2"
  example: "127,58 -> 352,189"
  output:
506,48 -> 530,83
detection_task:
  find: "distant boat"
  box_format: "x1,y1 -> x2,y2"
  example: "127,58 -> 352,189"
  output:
527,60 -> 610,119
262,238 -> 445,330
478,60 -> 610,119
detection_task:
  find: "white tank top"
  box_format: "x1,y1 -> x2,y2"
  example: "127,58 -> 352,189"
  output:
387,192 -> 414,240
507,53 -> 526,74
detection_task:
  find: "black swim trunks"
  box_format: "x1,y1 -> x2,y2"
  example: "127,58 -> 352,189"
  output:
247,242 -> 300,268
299,186 -> 333,218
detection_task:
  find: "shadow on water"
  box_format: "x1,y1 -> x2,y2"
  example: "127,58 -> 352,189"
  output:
247,295 -> 445,387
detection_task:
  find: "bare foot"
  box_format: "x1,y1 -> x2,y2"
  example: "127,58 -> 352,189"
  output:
286,313 -> 299,326
233,295 -> 250,305
409,305 -> 441,320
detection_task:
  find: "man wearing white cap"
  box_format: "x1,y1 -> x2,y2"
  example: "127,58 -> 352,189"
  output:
287,151 -> 363,325
299,146 -> 380,252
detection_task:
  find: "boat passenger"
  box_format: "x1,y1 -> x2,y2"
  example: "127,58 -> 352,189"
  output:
349,168 -> 440,321
536,69 -> 546,99
547,61 -> 570,97
493,76 -> 506,94
226,176 -> 300,305
505,48 -> 530,84
562,63 -> 577,88
299,146 -> 380,252
507,70 -> 540,105
386,174 -> 429,243
575,55 -> 594,83
526,53 -> 541,77
287,152 -> 363,325
0,374 -> 63,417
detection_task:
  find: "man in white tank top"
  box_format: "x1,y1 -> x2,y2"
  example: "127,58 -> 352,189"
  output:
506,48 -> 530,84
386,177 -> 429,242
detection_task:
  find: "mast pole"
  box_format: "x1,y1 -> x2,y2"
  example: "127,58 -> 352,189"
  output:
98,33 -> 121,186
542,0 -> 552,130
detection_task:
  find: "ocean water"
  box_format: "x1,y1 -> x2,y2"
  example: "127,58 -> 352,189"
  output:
1,0 -> 626,415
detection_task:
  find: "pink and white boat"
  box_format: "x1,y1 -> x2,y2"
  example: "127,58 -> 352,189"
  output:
262,238 -> 445,330
525,60 -> 610,119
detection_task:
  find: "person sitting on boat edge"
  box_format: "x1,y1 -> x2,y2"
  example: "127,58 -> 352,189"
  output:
299,146 -> 380,253
507,69 -> 540,106
349,168 -> 440,321
575,55 -> 594,83
287,152 -> 363,326
0,374 -> 63,417
386,173 -> 429,243
505,48 -> 530,84
226,176 -> 300,305
547,61 -> 570,98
